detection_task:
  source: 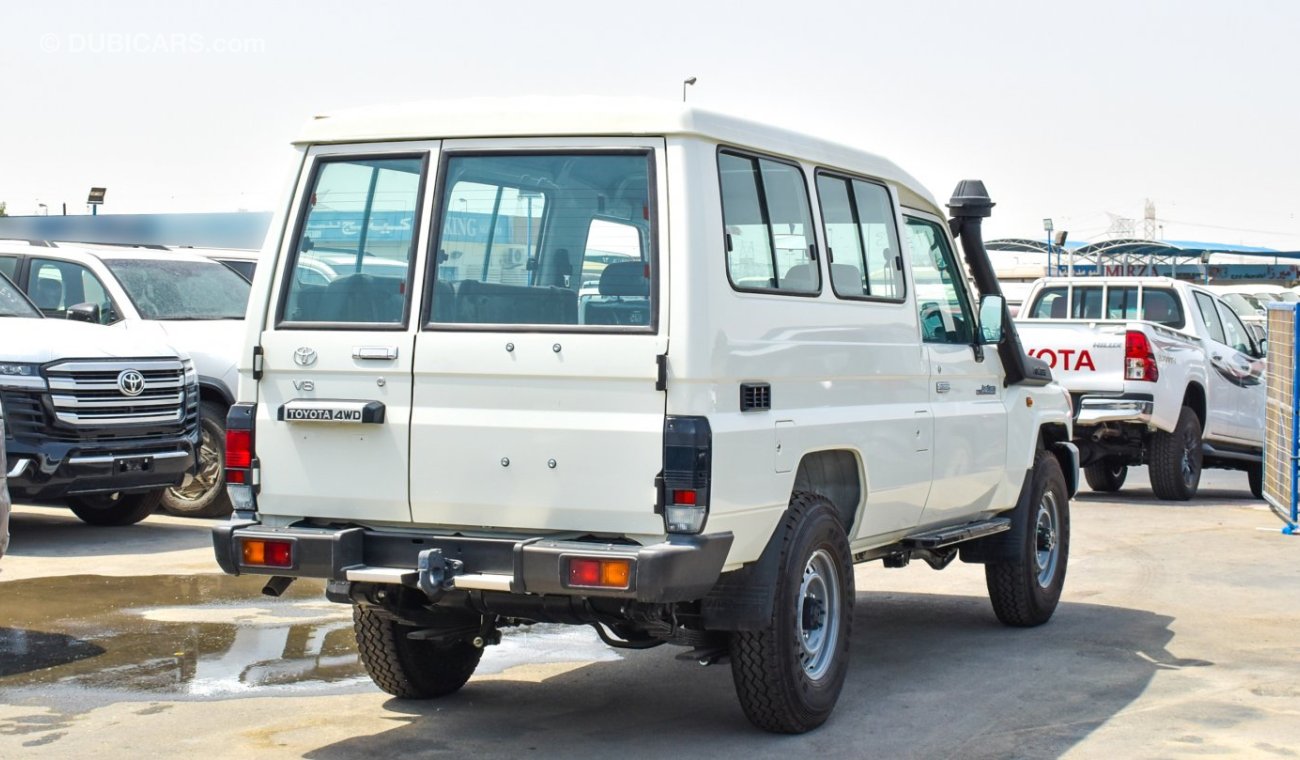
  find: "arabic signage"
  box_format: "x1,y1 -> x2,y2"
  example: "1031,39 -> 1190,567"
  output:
1052,263 -> 1300,282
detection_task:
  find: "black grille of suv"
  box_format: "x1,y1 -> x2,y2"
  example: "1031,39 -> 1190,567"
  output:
1,359 -> 198,444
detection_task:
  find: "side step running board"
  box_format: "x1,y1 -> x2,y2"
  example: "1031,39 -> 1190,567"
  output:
900,518 -> 1011,550
1202,442 -> 1262,464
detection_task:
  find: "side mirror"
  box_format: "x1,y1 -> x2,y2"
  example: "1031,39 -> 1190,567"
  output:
978,294 -> 1005,344
66,302 -> 101,324
1258,338 -> 1268,358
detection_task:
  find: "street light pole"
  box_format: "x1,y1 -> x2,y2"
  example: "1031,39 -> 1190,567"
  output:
1043,218 -> 1055,275
682,77 -> 697,103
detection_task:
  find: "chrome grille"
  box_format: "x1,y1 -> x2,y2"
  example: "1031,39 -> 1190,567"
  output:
44,359 -> 187,427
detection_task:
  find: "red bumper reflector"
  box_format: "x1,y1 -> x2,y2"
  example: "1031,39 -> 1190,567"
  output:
566,557 -> 632,589
241,538 -> 292,568
672,489 -> 698,505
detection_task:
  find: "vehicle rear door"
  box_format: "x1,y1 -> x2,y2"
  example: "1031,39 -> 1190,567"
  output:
1191,290 -> 1249,441
904,215 -> 1007,526
1211,296 -> 1266,443
254,144 -> 435,522
408,139 -> 667,535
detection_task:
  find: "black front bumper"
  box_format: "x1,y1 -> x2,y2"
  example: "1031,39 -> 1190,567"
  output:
6,439 -> 197,500
213,522 -> 734,604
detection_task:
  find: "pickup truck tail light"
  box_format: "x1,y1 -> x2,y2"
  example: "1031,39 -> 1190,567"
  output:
660,416 -> 712,534
225,403 -> 258,513
1124,330 -> 1159,382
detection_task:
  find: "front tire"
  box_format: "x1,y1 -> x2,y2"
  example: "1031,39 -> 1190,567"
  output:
985,449 -> 1070,627
1247,462 -> 1263,500
67,490 -> 162,526
353,604 -> 483,699
1084,459 -> 1128,492
1149,407 -> 1203,501
730,492 -> 853,734
162,400 -> 232,518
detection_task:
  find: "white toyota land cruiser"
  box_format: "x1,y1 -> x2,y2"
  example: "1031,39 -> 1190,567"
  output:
212,99 -> 1077,733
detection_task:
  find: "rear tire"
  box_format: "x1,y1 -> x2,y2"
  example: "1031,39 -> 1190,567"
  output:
1149,407 -> 1203,501
1083,459 -> 1127,492
985,449 -> 1070,627
67,490 -> 162,526
1247,462 -> 1263,500
729,492 -> 853,734
162,400 -> 232,518
353,604 -> 483,699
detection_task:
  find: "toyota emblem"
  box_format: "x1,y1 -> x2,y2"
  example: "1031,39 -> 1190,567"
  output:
293,347 -> 318,367
117,369 -> 145,397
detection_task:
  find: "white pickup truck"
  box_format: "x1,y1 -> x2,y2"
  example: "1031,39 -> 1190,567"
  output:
1017,277 -> 1265,500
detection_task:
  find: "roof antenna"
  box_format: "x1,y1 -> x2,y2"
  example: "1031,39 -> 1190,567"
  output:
682,77 -> 697,103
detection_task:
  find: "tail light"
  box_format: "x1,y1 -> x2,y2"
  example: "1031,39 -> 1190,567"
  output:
565,557 -> 632,590
240,538 -> 293,568
659,416 -> 712,534
1124,330 -> 1159,381
225,403 -> 258,512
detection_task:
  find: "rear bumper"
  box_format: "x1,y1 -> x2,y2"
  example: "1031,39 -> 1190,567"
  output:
6,442 -> 196,500
1075,394 -> 1154,426
213,522 -> 734,604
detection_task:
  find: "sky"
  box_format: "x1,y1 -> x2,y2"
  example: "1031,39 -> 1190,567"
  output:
2,0 -> 1297,249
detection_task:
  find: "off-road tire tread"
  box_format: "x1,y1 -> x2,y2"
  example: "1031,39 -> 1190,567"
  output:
730,492 -> 852,734
1149,406 -> 1202,501
67,490 -> 163,526
353,604 -> 482,699
162,400 -> 233,518
1083,460 -> 1127,492
985,449 -> 1069,627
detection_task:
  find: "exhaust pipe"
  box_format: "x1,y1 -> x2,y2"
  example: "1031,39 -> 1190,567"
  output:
947,180 -> 1052,387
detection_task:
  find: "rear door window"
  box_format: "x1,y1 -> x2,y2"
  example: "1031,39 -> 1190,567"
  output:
1194,292 -> 1226,343
1028,287 -> 1068,318
428,151 -> 655,329
1141,289 -> 1184,328
282,155 -> 425,326
815,172 -> 904,300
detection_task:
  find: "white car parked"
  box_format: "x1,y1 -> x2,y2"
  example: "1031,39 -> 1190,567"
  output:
212,98 -> 1076,733
0,243 -> 249,516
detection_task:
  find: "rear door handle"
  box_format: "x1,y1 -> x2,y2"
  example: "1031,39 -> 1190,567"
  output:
353,346 -> 399,360
936,381 -> 951,394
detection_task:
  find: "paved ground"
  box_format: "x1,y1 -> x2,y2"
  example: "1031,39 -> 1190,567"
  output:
2,468 -> 1298,759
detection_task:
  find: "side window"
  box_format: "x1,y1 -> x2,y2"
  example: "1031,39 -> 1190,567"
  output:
1194,292 -> 1226,344
1106,287 -> 1139,319
26,259 -> 116,324
1072,287 -> 1103,319
1028,287 -> 1068,318
1140,289 -> 1185,328
719,151 -> 818,294
1217,301 -> 1255,355
0,256 -> 17,281
814,173 -> 904,300
283,155 -> 424,325
904,217 -> 974,344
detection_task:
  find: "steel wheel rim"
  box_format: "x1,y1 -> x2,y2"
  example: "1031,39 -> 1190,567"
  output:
168,426 -> 221,502
797,548 -> 841,680
1034,491 -> 1060,588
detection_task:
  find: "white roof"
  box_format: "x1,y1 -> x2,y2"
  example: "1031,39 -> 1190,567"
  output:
294,97 -> 942,215
0,240 -> 215,264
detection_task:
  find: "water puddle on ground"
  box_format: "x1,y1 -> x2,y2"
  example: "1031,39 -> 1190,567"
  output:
0,575 -> 366,698
0,574 -> 620,701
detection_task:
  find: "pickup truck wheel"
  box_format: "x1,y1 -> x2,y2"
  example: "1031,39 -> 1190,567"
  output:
1247,463 -> 1263,500
730,492 -> 853,734
353,604 -> 483,699
1149,407 -> 1203,501
162,401 -> 232,518
1083,460 -> 1127,492
985,449 -> 1069,627
67,490 -> 162,526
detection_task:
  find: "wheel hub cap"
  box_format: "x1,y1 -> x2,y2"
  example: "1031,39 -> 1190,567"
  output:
1034,491 -> 1060,588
